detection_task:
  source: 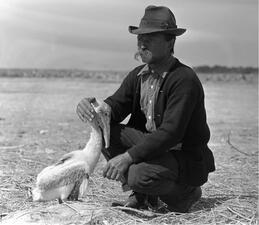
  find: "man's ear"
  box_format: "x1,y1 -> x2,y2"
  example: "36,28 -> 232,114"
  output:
169,38 -> 175,54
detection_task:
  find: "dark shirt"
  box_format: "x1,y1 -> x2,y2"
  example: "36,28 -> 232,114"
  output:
105,58 -> 215,186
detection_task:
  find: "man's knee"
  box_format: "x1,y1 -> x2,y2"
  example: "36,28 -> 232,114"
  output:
127,163 -> 149,190
127,160 -> 178,195
127,163 -> 163,192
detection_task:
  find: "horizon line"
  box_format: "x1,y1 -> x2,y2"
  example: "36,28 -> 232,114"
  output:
0,65 -> 258,71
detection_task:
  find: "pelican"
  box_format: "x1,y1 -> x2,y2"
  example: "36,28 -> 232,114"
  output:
32,98 -> 110,202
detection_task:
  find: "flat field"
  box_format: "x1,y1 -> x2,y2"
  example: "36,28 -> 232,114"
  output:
0,77 -> 258,224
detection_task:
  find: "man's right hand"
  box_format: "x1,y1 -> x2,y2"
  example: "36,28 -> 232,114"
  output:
76,98 -> 111,123
76,97 -> 96,123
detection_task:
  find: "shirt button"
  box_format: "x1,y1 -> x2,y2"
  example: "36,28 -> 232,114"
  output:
148,116 -> 151,120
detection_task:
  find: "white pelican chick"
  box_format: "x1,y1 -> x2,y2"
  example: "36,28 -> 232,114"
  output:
32,99 -> 110,202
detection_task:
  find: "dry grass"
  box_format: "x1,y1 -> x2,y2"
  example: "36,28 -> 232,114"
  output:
1,143 -> 257,225
0,77 -> 258,224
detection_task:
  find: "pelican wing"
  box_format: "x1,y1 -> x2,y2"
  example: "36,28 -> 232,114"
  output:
55,152 -> 74,166
37,162 -> 89,190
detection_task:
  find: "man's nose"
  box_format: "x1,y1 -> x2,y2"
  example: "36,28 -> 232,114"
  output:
137,44 -> 147,51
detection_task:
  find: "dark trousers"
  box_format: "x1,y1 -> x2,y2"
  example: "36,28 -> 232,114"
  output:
102,124 -> 197,206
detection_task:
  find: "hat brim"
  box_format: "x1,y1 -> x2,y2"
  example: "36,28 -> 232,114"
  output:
129,26 -> 186,36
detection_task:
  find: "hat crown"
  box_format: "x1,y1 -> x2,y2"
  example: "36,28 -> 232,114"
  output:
140,5 -> 177,29
128,5 -> 186,36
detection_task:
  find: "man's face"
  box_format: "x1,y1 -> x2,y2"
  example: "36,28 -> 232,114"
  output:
137,32 -> 171,64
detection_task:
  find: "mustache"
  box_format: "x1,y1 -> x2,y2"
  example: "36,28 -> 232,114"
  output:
134,45 -> 148,61
134,52 -> 141,61
134,48 -> 152,63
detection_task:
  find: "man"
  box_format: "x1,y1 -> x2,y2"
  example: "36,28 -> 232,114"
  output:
77,5 -> 215,213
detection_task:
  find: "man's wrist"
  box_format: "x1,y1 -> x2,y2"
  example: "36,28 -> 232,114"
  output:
103,100 -> 112,113
123,152 -> 133,165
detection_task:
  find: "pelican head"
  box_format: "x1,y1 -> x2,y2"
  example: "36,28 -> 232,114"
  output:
89,98 -> 110,148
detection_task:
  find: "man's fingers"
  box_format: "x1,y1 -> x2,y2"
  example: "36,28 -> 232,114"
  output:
78,101 -> 95,115
77,106 -> 91,122
76,106 -> 86,122
110,169 -> 119,180
82,98 -> 95,111
105,166 -> 114,179
84,97 -> 97,105
76,98 -> 110,124
76,103 -> 95,122
115,172 -> 121,181
120,176 -> 126,184
103,163 -> 110,178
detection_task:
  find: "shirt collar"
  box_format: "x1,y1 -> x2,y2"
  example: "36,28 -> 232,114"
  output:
137,57 -> 175,78
137,64 -> 149,76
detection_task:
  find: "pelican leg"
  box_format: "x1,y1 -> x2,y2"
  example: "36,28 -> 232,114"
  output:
67,179 -> 82,201
58,198 -> 63,204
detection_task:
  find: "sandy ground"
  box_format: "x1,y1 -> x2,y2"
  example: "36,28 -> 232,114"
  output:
0,78 -> 258,224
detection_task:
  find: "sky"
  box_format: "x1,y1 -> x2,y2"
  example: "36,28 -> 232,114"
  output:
0,0 -> 258,70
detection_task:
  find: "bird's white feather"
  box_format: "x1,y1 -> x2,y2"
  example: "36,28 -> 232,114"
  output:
32,99 -> 110,202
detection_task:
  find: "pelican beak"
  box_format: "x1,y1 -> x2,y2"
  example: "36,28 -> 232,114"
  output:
90,98 -> 110,148
100,112 -> 110,148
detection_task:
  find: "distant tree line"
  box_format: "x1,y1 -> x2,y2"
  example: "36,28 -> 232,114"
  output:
193,65 -> 258,74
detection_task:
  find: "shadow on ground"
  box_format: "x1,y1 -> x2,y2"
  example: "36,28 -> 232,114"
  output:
192,194 -> 258,212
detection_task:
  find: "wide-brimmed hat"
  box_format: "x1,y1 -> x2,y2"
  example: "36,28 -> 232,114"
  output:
129,5 -> 186,36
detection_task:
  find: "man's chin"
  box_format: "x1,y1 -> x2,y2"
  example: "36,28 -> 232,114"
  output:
141,58 -> 153,64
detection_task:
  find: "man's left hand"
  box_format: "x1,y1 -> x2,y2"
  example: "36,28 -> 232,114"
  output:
103,152 -> 133,182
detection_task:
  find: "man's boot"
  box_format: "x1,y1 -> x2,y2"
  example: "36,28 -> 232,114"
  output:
146,195 -> 159,209
112,192 -> 158,210
166,187 -> 202,213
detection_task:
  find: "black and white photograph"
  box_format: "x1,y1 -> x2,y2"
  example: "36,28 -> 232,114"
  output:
0,0 -> 258,224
